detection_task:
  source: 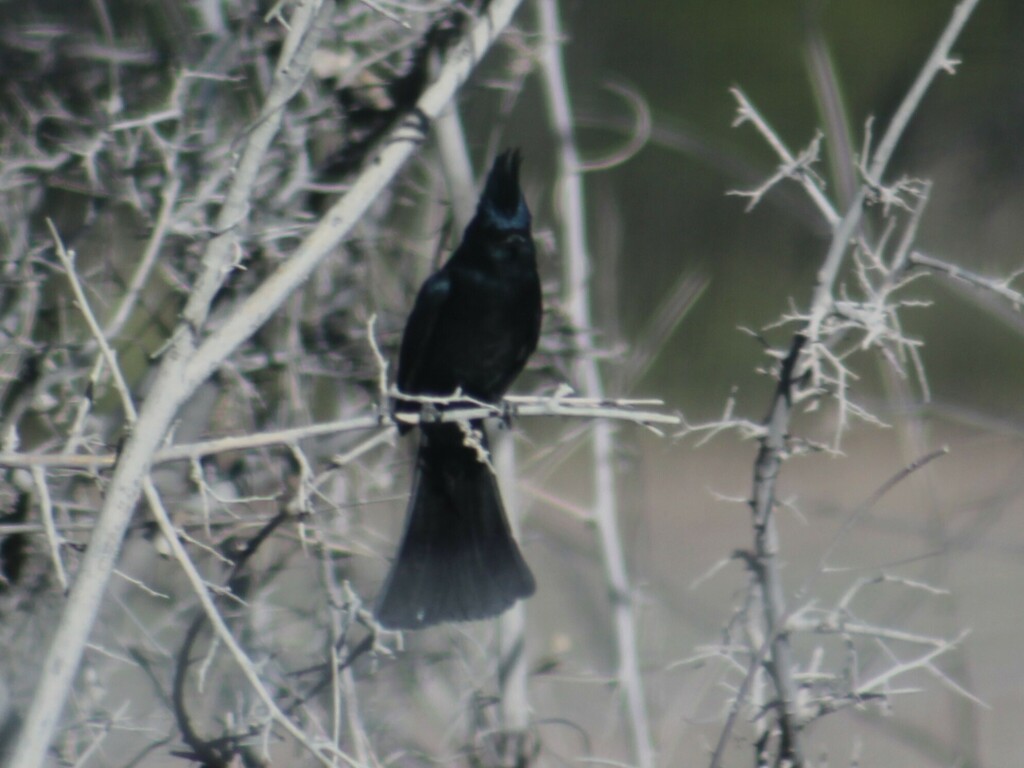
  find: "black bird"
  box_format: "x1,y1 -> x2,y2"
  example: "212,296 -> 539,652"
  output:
375,150 -> 542,629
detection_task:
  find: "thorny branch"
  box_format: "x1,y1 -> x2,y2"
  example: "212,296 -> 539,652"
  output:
4,0 -> 537,765
703,1 -> 995,765
9,4 -> 337,764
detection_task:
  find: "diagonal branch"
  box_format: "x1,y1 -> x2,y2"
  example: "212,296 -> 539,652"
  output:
909,250 -> 1024,308
746,335 -> 807,767
9,4 -> 331,765
183,0 -> 529,391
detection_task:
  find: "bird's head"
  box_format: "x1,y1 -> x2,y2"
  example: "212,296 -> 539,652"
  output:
476,149 -> 531,234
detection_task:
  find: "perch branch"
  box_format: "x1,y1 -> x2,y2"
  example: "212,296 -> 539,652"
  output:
0,394 -> 677,469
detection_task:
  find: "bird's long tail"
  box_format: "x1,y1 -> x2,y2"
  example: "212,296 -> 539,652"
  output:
375,424 -> 535,629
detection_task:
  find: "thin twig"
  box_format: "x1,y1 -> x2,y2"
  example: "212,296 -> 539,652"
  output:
47,219 -> 138,426
866,0 -> 979,183
807,0 -> 980,348
153,483 -> 344,767
32,465 -> 68,592
811,446 -> 950,580
909,250 -> 1024,308
104,175 -> 181,340
730,88 -> 838,226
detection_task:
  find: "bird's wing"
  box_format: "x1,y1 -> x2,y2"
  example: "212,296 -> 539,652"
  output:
396,270 -> 451,395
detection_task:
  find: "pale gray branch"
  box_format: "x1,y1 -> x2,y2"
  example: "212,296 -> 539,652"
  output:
536,1 -> 654,767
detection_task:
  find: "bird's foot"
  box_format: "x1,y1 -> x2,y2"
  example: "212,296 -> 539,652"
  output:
498,399 -> 518,430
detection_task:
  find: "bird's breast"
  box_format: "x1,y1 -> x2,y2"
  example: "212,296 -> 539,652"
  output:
436,268 -> 540,400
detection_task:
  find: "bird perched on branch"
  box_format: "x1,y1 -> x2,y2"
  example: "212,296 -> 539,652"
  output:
375,150 -> 542,629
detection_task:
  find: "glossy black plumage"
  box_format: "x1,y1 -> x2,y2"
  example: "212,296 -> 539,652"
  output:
375,151 -> 542,630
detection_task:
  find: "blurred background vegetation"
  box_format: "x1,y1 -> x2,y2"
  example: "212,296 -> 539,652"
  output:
475,0 -> 1024,418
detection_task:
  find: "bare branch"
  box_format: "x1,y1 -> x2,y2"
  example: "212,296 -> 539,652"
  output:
48,219 -> 138,426
32,466 -> 68,592
0,393 -> 678,470
909,250 -> 1024,308
10,4 -> 335,764
729,87 -> 838,226
536,1 -> 654,766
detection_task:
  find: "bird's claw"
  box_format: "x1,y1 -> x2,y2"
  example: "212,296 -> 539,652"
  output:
421,400 -> 442,424
499,399 -> 517,430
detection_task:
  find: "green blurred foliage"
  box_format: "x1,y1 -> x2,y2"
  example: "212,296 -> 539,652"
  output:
526,0 -> 1024,418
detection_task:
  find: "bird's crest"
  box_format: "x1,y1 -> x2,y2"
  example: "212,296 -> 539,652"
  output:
478,149 -> 530,231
